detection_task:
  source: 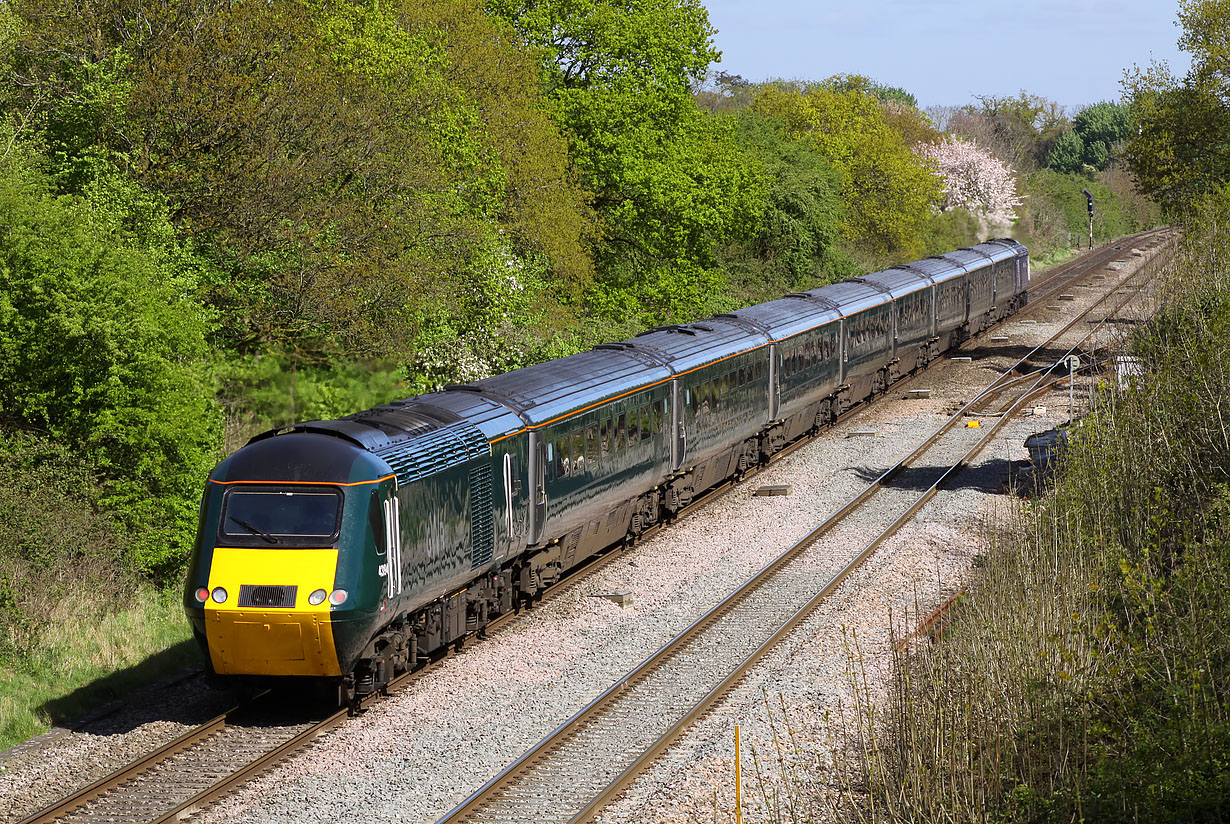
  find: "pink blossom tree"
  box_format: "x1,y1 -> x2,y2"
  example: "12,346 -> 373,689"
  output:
917,136 -> 1023,230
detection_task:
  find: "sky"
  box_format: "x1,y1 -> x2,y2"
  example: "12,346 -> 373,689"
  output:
701,0 -> 1192,112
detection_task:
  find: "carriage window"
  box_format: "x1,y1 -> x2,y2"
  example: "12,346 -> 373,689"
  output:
656,400 -> 666,433
600,418 -> 611,457
628,408 -> 640,445
555,437 -> 570,477
572,430 -> 587,474
586,425 -> 599,461
369,489 -> 385,556
642,405 -> 655,439
615,413 -> 626,452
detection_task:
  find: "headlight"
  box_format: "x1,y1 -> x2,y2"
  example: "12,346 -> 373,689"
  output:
194,587 -> 209,603
308,589 -> 327,606
328,589 -> 348,606
210,586 -> 228,603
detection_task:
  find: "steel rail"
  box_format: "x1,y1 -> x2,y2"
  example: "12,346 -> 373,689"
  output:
16,712 -> 233,824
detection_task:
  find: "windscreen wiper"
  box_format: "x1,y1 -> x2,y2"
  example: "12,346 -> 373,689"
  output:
229,516 -> 279,544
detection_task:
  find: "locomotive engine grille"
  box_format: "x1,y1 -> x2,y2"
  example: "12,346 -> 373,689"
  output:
238,584 -> 298,608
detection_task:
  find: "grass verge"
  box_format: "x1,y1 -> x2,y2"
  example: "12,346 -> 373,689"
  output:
0,585 -> 196,751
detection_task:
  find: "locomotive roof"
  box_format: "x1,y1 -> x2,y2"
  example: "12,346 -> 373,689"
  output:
449,347 -> 673,427
799,280 -> 892,315
718,296 -> 841,343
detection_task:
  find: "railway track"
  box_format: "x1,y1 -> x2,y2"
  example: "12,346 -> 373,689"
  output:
14,230 -> 1169,824
433,235 -> 1171,824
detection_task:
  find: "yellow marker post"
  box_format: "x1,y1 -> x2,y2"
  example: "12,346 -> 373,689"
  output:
734,724 -> 743,824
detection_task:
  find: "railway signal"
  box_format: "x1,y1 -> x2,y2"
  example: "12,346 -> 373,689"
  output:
1082,189 -> 1094,249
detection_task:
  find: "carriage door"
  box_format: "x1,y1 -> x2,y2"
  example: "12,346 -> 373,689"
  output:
670,380 -> 686,471
527,432 -> 547,545
382,495 -> 403,598
768,344 -> 780,420
502,453 -> 516,556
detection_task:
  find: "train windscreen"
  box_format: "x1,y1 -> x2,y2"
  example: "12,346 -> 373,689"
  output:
220,487 -> 342,544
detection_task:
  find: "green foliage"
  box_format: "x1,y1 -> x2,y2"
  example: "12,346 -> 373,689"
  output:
12,0 -> 592,359
1124,0 -> 1230,217
1073,101 -> 1133,155
0,156 -> 220,576
0,430 -> 125,657
1047,102 -> 1132,174
751,84 -> 942,256
1046,128 -> 1086,173
716,109 -> 853,295
488,0 -> 765,324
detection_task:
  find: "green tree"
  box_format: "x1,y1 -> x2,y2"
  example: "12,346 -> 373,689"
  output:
1047,101 -> 1133,173
752,84 -> 942,255
0,156 -> 220,576
488,0 -> 764,322
1073,101 -> 1132,155
1046,128 -> 1086,173
1124,0 -> 1230,216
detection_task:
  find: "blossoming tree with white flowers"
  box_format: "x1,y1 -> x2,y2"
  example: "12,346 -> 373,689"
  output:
917,136 -> 1024,232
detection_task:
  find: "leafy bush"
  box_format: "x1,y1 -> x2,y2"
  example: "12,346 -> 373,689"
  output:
0,156 -> 221,577
751,83 -> 943,256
